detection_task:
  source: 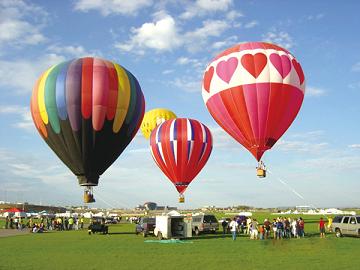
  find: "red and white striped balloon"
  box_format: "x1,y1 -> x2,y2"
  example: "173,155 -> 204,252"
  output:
150,118 -> 212,197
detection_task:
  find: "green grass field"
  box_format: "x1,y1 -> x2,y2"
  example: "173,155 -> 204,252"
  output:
0,213 -> 359,270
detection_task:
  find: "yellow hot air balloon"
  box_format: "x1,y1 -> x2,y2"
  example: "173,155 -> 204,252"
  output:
140,108 -> 177,139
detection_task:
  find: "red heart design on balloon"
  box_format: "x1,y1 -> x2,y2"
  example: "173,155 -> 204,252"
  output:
241,53 -> 267,78
292,59 -> 305,85
216,57 -> 238,83
270,53 -> 291,79
203,66 -> 214,93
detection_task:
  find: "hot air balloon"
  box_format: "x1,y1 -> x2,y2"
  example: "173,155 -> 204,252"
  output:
140,108 -> 177,139
149,118 -> 212,203
202,42 -> 305,177
30,57 -> 145,202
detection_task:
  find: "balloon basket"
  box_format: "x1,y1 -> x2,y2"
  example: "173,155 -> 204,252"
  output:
84,187 -> 95,203
256,161 -> 266,178
178,194 -> 185,203
256,168 -> 266,178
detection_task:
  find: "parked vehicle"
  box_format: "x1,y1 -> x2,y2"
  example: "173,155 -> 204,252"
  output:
135,217 -> 156,237
88,217 -> 108,235
191,214 -> 219,235
105,217 -> 118,224
154,213 -> 192,240
331,215 -> 360,237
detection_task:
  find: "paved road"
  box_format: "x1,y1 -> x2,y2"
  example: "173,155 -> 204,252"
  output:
0,229 -> 29,238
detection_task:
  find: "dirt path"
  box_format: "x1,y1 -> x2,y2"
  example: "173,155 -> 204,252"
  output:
0,229 -> 29,238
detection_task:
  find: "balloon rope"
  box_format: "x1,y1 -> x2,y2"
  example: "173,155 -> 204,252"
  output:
93,191 -> 132,210
267,169 -> 324,215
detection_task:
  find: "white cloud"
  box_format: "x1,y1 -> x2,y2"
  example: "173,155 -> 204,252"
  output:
0,53 -> 66,94
208,126 -> 238,149
351,62 -> 360,72
171,77 -> 201,93
184,20 -> 230,52
0,105 -> 33,132
226,10 -> 243,21
116,15 -> 230,54
244,20 -> 258,29
349,144 -> 360,149
276,140 -> 328,154
176,57 -> 204,69
348,82 -> 360,89
180,0 -> 233,20
306,86 -> 326,97
306,13 -> 324,21
47,44 -> 90,57
302,156 -> 360,171
0,0 -> 47,48
74,0 -> 153,16
262,29 -> 294,49
115,14 -> 182,53
212,35 -> 238,50
162,69 -> 174,75
0,42 -> 99,95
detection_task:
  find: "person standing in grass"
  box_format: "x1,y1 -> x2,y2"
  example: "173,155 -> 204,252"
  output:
80,217 -> 84,229
272,219 -> 277,239
250,219 -> 259,240
298,217 -> 305,237
5,216 -> 9,229
221,219 -> 228,237
263,219 -> 271,239
319,217 -> 326,238
229,218 -> 238,241
327,217 -> 333,232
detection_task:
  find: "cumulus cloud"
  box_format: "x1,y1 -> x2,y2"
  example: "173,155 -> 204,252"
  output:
184,20 -> 230,52
74,0 -> 153,16
276,140 -> 328,154
0,0 -> 47,49
211,35 -> 238,50
0,43 -> 99,95
351,62 -> 360,72
180,0 -> 233,20
115,15 -> 182,53
302,156 -> 360,171
0,105 -> 33,132
306,13 -> 325,21
349,144 -> 360,149
46,44 -> 93,57
244,20 -> 258,29
262,29 -> 294,49
0,54 -> 65,94
170,76 -> 202,93
306,86 -> 326,97
116,14 -> 230,54
176,57 -> 204,70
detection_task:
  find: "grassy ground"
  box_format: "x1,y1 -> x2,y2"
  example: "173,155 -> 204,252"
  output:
0,214 -> 359,270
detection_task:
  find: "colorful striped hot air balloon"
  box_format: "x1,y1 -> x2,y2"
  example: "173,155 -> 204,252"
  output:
30,57 -> 145,202
149,118 -> 212,203
202,42 -> 305,177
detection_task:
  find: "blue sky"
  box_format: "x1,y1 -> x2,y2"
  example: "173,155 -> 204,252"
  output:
0,0 -> 360,209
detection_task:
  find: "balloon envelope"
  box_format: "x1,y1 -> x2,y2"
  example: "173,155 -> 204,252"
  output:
202,42 -> 305,160
149,118 -> 212,195
30,57 -> 145,187
140,108 -> 177,139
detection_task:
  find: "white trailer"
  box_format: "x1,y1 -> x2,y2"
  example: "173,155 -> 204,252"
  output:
154,212 -> 192,240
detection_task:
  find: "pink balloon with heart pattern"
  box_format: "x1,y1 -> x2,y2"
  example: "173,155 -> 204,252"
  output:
202,42 -> 305,161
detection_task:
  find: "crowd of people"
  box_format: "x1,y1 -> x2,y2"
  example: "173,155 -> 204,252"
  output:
4,216 -> 85,233
224,216 -> 330,241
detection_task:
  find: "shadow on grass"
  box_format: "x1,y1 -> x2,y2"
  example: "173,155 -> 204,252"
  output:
108,232 -> 136,235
